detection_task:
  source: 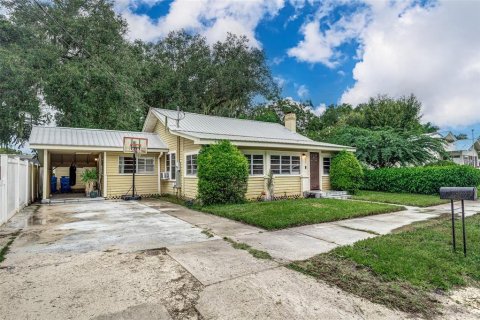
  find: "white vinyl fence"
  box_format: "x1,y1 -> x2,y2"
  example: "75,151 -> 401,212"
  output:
0,155 -> 39,226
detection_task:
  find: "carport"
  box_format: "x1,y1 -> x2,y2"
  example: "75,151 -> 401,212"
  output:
29,126 -> 168,202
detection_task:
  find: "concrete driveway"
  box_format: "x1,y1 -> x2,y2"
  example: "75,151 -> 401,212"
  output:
19,200 -> 216,253
0,200 -> 218,320
1,199 -> 475,319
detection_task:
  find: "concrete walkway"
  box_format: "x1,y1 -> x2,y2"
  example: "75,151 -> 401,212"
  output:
143,199 -> 480,263
1,199 -> 478,319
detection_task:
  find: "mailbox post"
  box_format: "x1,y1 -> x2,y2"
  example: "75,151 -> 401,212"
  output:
439,187 -> 477,256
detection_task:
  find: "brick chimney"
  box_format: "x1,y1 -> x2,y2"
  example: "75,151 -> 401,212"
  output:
284,113 -> 296,132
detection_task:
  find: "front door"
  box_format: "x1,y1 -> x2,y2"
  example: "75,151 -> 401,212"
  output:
310,152 -> 320,190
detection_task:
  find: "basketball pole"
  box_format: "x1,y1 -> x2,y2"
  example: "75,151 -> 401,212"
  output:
132,151 -> 136,198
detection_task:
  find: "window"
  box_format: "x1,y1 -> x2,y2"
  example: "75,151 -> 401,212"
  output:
186,154 -> 198,176
119,156 -> 135,174
137,158 -> 154,173
119,156 -> 154,174
166,153 -> 176,180
270,155 -> 300,175
323,157 -> 331,175
245,154 -> 264,175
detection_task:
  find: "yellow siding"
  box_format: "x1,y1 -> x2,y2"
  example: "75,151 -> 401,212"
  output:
246,177 -> 265,199
322,176 -> 331,191
273,176 -> 302,196
53,167 -> 95,191
154,120 -> 201,198
105,151 -> 159,198
183,177 -> 198,198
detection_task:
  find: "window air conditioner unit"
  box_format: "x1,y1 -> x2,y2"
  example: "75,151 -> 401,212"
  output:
160,172 -> 170,180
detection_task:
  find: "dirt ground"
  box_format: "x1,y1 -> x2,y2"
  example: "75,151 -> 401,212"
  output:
0,200 -> 479,319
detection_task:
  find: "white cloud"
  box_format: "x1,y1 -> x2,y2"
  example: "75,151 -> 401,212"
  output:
273,76 -> 288,88
287,1 -> 370,67
115,0 -> 285,46
296,84 -> 309,98
271,56 -> 285,65
313,103 -> 326,116
340,0 -> 480,127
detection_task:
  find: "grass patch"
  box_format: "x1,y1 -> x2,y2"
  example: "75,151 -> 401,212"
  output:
290,214 -> 480,317
200,198 -> 403,230
224,237 -> 272,260
201,229 -> 215,238
352,191 -> 449,207
0,232 -> 19,263
154,194 -> 190,206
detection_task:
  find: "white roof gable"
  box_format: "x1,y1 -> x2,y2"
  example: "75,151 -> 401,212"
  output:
29,126 -> 168,151
148,108 -> 354,151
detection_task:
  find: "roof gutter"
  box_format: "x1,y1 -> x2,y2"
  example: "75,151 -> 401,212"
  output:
29,144 -> 169,152
189,139 -> 356,152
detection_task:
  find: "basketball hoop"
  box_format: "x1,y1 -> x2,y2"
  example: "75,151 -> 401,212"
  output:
122,137 -> 148,201
123,137 -> 148,154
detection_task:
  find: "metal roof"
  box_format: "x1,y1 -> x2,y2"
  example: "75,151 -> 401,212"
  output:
29,126 -> 168,151
152,108 -> 354,151
446,139 -> 474,152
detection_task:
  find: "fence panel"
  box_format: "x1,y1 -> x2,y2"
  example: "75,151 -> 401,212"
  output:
18,161 -> 27,207
0,180 -> 5,224
7,158 -> 16,218
0,155 -> 38,226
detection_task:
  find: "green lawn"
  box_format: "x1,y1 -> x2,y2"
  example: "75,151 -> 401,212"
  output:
352,190 -> 449,207
199,198 -> 403,230
290,214 -> 480,316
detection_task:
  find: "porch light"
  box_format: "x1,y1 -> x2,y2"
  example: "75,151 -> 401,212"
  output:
94,158 -> 98,161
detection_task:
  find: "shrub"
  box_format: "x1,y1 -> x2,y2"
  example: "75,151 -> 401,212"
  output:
197,140 -> 249,205
424,160 -> 458,167
330,150 -> 364,194
363,165 -> 480,195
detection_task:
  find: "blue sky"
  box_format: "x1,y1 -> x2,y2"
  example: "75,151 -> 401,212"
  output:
116,0 -> 480,137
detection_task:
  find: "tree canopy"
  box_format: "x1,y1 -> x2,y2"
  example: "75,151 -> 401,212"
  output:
139,31 -> 278,117
1,0 -> 278,147
1,0 -> 445,170
320,126 -> 446,168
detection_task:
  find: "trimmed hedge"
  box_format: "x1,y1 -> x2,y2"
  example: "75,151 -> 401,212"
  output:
330,151 -> 364,194
197,140 -> 249,205
363,165 -> 480,195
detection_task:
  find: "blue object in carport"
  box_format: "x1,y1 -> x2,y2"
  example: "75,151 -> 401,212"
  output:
50,176 -> 57,193
60,176 -> 71,193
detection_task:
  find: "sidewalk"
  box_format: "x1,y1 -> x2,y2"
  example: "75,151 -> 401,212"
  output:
142,199 -> 480,319
142,199 -> 480,262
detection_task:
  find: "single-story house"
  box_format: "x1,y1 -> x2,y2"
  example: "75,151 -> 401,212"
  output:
441,132 -> 479,167
29,108 -> 355,202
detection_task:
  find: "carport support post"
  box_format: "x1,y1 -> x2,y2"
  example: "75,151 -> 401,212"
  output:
42,151 -> 49,201
461,200 -> 466,257
451,199 -> 456,252
132,152 -> 136,197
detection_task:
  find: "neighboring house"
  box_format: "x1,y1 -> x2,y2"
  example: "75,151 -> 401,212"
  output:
441,132 -> 480,167
29,109 -> 354,202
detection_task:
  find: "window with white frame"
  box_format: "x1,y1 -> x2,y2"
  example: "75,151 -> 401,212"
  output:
137,157 -> 155,173
186,154 -> 198,176
244,154 -> 264,175
323,157 -> 331,175
119,156 -> 154,174
270,155 -> 300,175
166,153 -> 176,180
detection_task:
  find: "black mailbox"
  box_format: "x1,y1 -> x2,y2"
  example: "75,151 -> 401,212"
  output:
439,187 -> 477,201
440,187 -> 477,257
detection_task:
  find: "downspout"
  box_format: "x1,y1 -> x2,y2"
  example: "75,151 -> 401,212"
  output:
158,152 -> 163,195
